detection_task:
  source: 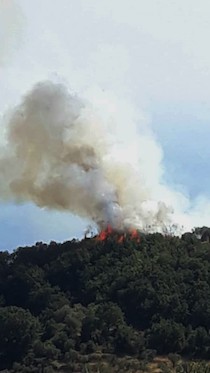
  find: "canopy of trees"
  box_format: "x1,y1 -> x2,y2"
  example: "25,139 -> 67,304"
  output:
1,228 -> 210,372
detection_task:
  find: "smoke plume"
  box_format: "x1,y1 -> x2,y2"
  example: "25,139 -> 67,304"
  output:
0,81 -> 194,232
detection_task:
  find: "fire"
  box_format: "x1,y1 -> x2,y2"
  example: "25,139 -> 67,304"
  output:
96,226 -> 140,244
117,234 -> 125,243
97,224 -> 113,241
130,228 -> 140,243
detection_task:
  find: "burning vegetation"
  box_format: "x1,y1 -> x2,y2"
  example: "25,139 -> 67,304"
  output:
96,225 -> 140,243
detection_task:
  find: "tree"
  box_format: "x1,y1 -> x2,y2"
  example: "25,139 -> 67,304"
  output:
147,319 -> 186,353
0,306 -> 41,368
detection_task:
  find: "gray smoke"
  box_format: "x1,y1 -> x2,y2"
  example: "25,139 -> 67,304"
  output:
1,80 -> 200,232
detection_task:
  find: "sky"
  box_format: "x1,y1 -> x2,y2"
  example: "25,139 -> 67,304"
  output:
1,0 -> 210,250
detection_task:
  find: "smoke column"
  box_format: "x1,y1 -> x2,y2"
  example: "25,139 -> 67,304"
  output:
0,80 -> 198,232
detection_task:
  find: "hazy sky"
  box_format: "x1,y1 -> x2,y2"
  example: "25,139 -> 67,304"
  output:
1,0 -> 210,250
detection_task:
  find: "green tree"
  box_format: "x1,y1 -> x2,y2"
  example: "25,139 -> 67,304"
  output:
0,306 -> 41,368
147,319 -> 186,353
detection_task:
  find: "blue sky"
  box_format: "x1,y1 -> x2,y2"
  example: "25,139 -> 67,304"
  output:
1,0 -> 210,250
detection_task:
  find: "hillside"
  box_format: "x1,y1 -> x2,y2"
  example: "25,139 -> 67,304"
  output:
1,229 -> 210,372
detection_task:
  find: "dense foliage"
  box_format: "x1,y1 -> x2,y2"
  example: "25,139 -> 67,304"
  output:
1,227 -> 210,372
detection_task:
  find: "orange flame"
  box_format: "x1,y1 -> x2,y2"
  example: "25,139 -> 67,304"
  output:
96,226 -> 140,244
97,224 -> 113,241
130,229 -> 140,243
117,234 -> 125,243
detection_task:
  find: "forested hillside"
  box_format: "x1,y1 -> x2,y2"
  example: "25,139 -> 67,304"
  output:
1,228 -> 210,372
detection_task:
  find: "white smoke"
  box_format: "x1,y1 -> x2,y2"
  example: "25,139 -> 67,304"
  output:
0,80 -> 174,231
0,79 -> 207,233
0,1 -> 209,240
